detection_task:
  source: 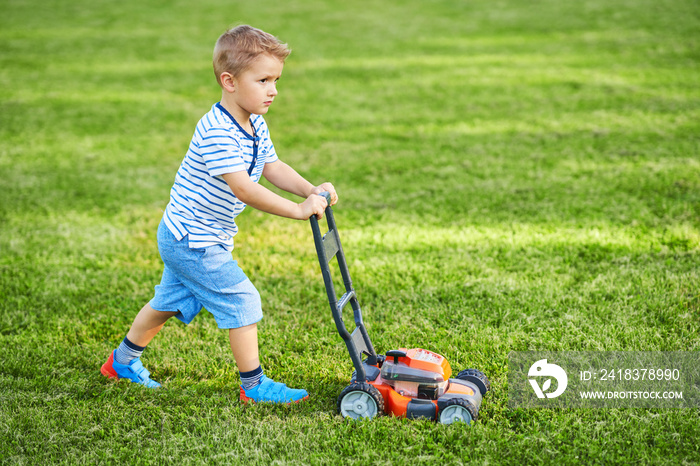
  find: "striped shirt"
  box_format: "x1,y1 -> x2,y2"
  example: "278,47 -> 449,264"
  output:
163,103 -> 278,250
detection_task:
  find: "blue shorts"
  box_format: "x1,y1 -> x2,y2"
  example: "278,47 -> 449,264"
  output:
149,219 -> 263,329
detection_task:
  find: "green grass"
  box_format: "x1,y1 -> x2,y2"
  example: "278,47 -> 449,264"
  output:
1,0 -> 699,463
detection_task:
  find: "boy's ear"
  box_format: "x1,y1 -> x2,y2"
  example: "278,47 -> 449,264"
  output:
220,72 -> 236,93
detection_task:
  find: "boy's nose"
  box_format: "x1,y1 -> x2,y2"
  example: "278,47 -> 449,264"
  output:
269,84 -> 278,96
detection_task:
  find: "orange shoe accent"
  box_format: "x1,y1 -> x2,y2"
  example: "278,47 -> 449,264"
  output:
101,351 -> 118,379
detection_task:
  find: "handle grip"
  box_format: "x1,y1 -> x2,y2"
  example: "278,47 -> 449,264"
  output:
309,191 -> 332,220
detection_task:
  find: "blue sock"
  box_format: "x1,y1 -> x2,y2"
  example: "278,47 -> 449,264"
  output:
114,336 -> 146,365
240,366 -> 264,390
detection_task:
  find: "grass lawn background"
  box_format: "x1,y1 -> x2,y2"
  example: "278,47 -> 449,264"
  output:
1,0 -> 698,464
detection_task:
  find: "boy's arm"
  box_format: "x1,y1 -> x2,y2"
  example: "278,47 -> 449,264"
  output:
222,171 -> 327,220
263,160 -> 338,205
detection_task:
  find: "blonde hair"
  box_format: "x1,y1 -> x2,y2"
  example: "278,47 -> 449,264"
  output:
213,25 -> 291,86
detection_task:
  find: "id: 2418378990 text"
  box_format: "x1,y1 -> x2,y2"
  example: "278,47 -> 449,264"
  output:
581,368 -> 680,382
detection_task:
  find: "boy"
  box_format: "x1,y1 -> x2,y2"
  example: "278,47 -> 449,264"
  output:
101,25 -> 338,404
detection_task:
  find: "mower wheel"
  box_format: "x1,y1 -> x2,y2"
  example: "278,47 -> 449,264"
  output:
438,398 -> 478,425
456,368 -> 491,396
337,382 -> 384,420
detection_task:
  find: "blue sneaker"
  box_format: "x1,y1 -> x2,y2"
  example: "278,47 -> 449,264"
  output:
240,375 -> 308,404
101,350 -> 161,388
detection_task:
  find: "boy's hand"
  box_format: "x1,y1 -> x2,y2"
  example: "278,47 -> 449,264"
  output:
311,182 -> 338,206
299,193 -> 328,220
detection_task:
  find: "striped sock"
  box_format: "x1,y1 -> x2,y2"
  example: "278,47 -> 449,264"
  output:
240,366 -> 264,390
114,336 -> 146,365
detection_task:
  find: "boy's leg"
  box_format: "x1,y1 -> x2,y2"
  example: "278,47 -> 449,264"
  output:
228,323 -> 260,373
127,302 -> 179,347
101,303 -> 177,388
232,323 -> 308,404
102,218 -> 203,388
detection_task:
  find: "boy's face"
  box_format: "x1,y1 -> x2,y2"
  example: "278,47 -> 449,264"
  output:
229,54 -> 284,121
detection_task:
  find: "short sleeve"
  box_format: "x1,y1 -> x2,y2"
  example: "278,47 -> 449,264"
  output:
264,140 -> 279,164
199,126 -> 246,176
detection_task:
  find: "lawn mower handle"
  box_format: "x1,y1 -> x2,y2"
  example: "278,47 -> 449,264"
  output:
309,192 -> 378,382
316,190 -> 331,205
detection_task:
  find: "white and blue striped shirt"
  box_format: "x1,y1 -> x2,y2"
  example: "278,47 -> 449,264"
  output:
163,103 -> 278,250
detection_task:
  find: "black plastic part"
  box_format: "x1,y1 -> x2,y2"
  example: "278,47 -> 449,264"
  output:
364,364 -> 381,382
438,397 -> 479,424
437,393 -> 479,414
449,378 -> 478,392
376,354 -> 386,368
310,201 -> 379,383
385,350 -> 407,364
456,368 -> 491,396
418,385 -> 439,400
337,382 -> 385,418
406,399 -> 437,421
381,362 -> 444,384
437,395 -> 452,411
350,363 -> 381,383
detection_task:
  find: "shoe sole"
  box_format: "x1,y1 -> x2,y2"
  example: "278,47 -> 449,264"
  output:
240,389 -> 309,405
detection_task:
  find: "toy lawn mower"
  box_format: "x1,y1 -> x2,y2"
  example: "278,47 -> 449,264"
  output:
310,194 -> 490,424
